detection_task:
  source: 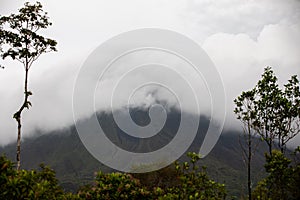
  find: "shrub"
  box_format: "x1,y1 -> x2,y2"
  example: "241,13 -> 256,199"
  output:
1,153 -> 228,200
0,155 -> 66,200
77,172 -> 152,200
252,149 -> 300,200
163,152 -> 227,200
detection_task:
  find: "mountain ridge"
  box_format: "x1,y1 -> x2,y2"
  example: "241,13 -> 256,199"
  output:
0,107 -> 268,197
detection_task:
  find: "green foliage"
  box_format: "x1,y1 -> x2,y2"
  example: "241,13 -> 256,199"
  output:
0,155 -> 15,187
77,172 -> 152,200
252,149 -> 300,200
131,164 -> 179,190
162,152 -> 227,200
76,152 -> 227,200
234,67 -> 300,200
0,155 -> 67,200
0,1 -> 57,170
234,87 -> 258,199
234,67 -> 300,154
0,1 -> 57,65
1,152 -> 227,199
170,152 -> 226,199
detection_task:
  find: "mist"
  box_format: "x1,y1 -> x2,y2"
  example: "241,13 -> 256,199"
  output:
0,0 -> 300,147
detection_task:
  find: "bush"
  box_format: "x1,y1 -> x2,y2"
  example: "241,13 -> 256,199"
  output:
0,155 -> 66,200
1,153 -> 228,200
77,172 -> 152,200
252,149 -> 300,200
77,152 -> 227,200
163,152 -> 227,200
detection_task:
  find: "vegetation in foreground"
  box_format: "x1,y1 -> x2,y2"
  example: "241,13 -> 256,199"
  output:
1,152 -> 227,200
1,149 -> 300,200
1,2 -> 300,200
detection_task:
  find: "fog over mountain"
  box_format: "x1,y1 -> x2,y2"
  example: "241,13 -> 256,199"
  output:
0,0 -> 300,147
0,107 -> 270,196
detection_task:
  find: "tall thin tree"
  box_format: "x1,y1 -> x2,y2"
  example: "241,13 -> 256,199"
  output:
0,2 -> 57,170
234,89 -> 259,200
234,67 -> 300,199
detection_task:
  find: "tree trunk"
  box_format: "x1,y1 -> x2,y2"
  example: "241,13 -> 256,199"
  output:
268,142 -> 272,157
15,67 -> 29,171
16,118 -> 22,170
247,128 -> 252,200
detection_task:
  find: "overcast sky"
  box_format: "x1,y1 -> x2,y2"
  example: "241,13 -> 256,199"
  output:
0,0 -> 300,147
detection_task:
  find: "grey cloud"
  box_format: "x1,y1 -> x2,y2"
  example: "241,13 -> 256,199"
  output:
0,0 -> 300,148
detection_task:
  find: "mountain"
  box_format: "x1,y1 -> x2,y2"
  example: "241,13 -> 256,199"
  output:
0,107 -> 268,197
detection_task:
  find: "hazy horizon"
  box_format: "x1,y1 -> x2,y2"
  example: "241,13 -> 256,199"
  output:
0,0 -> 300,148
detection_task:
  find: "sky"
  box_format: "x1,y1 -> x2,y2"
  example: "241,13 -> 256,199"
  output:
0,0 -> 300,147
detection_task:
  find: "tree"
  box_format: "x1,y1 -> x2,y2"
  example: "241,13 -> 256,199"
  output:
234,90 -> 259,200
253,67 -> 300,155
276,75 -> 300,153
0,2 -> 57,170
252,67 -> 281,155
234,67 -> 300,199
252,149 -> 300,200
253,67 -> 300,154
166,152 -> 227,200
235,67 -> 300,156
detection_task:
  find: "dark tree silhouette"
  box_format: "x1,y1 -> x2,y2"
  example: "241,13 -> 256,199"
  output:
0,2 -> 57,170
234,66 -> 300,199
234,89 -> 259,200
